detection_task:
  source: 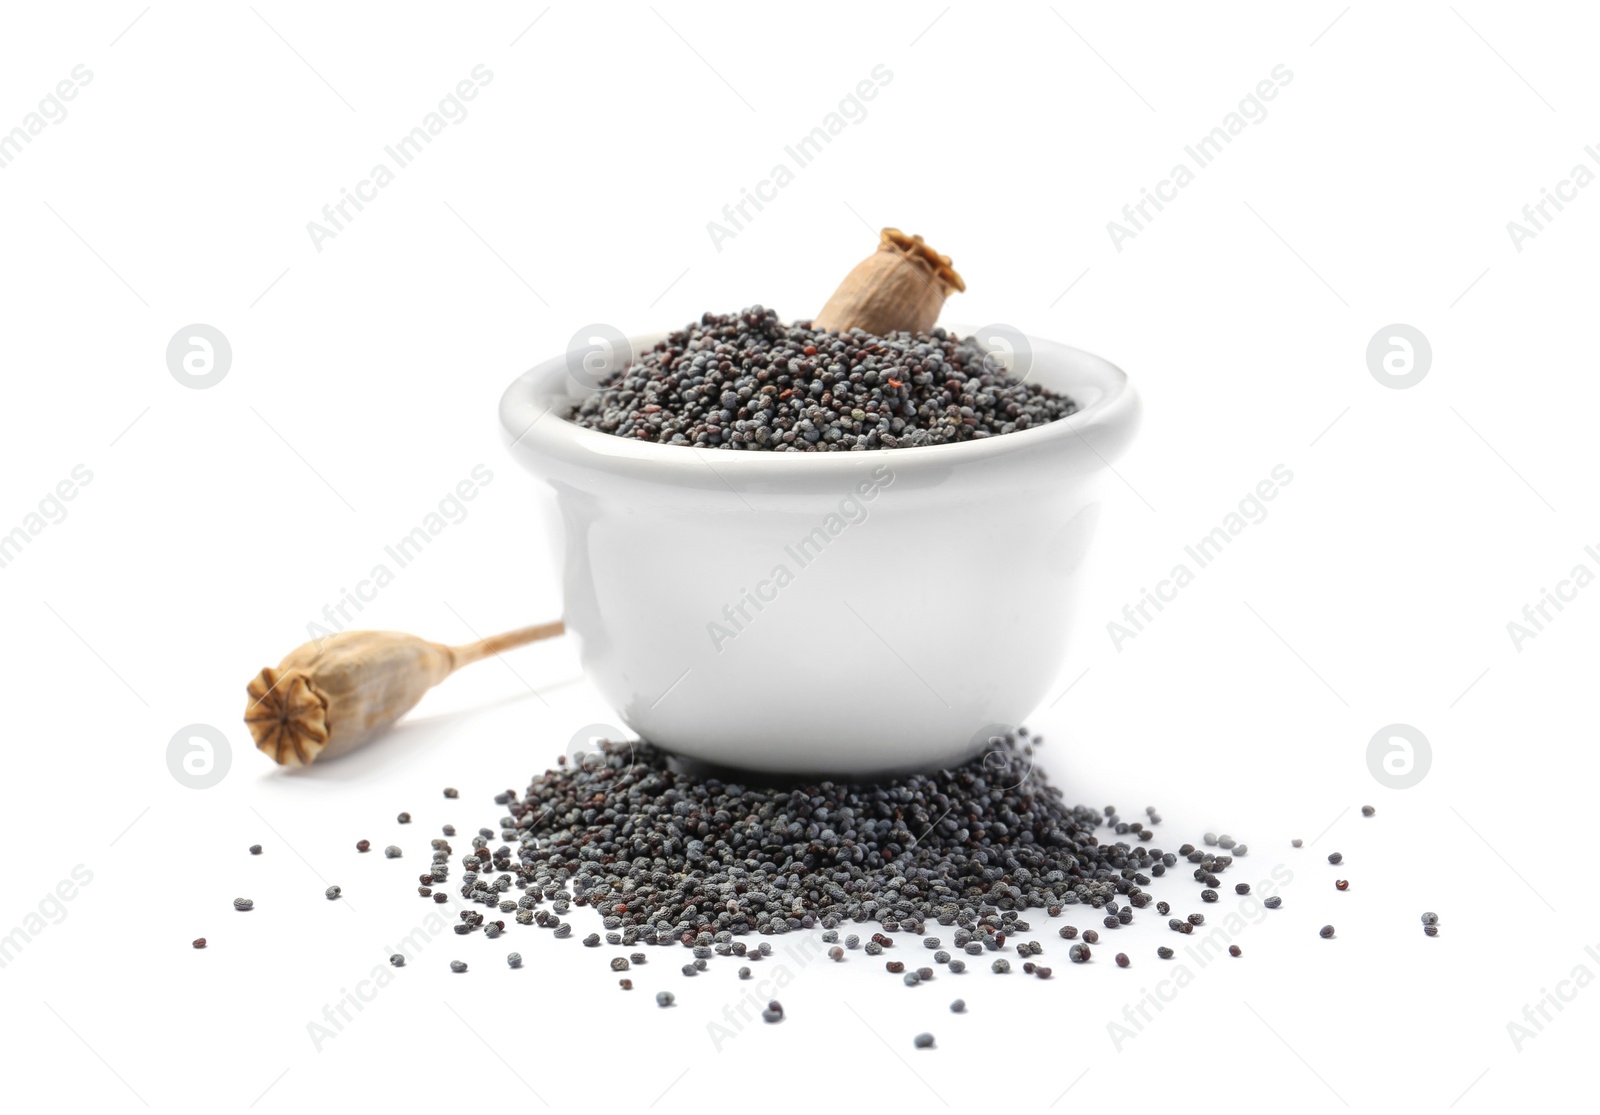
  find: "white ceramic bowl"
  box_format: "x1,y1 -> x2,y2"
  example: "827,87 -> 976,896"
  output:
499,330 -> 1139,776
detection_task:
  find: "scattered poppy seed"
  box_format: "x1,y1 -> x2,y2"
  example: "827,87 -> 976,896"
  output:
325,885 -> 341,900
1264,896 -> 1282,909
950,999 -> 965,1013
914,1033 -> 935,1049
1336,879 -> 1349,891
384,845 -> 401,858
1157,946 -> 1174,959
1291,839 -> 1303,848
1361,805 -> 1375,816
948,959 -> 966,973
450,960 -> 467,973
1229,945 -> 1242,957
356,840 -> 370,852
397,813 -> 411,824
192,938 -> 206,949
233,898 -> 253,911
507,953 -> 522,968
249,845 -> 262,855
1235,883 -> 1251,895
1082,930 -> 1099,944
656,991 -> 675,1007
1327,852 -> 1342,865
444,788 -> 458,798
1421,912 -> 1439,925
1115,953 -> 1129,968
1320,925 -> 1336,939
1424,925 -> 1439,937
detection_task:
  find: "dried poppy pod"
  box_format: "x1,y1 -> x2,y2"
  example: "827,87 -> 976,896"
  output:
245,622 -> 563,766
813,228 -> 965,335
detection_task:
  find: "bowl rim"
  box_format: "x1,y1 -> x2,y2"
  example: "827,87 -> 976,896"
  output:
499,327 -> 1139,480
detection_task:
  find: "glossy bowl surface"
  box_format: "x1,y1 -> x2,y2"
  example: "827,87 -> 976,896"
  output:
500,330 -> 1139,775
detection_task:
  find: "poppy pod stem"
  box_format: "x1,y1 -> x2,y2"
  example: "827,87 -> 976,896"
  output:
245,621 -> 564,766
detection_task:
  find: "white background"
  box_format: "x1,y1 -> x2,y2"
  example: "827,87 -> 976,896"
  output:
1,3 -> 1596,1111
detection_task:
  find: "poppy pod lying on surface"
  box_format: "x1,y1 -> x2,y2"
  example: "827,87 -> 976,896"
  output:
246,623 -> 563,766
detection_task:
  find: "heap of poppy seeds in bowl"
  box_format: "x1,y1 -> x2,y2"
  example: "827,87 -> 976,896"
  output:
568,308 -> 1078,451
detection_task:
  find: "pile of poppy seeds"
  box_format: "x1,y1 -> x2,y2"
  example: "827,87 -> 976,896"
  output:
308,729 -> 1417,1048
569,308 -> 1078,451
